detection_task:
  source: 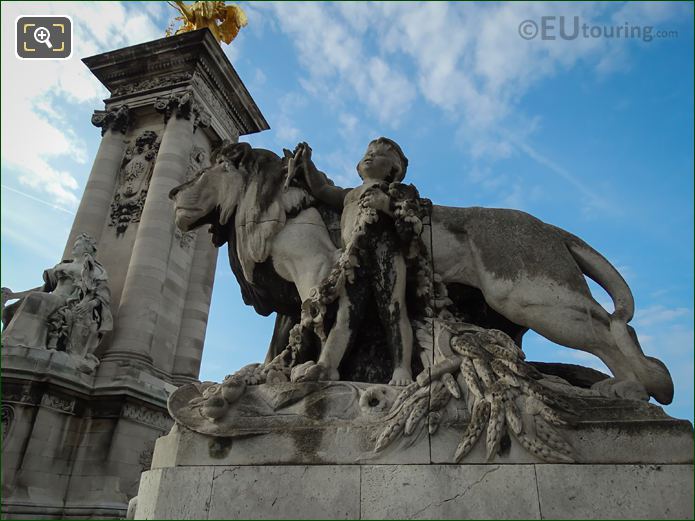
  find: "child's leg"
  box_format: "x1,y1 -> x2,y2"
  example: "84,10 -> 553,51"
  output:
293,271 -> 367,382
372,241 -> 413,386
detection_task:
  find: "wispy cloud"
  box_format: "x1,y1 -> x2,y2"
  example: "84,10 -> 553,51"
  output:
1,185 -> 76,215
253,2 -> 690,213
1,2 -> 162,206
511,138 -> 614,215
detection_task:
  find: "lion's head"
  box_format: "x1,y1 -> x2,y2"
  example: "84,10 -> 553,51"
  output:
169,142 -> 312,282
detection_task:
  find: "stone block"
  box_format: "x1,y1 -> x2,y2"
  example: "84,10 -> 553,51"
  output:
135,467 -> 214,519
536,464 -> 694,519
207,465 -> 361,519
360,464 -> 541,519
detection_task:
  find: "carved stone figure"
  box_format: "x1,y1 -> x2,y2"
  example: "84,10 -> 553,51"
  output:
287,139 -> 419,386
2,234 -> 112,368
110,130 -> 160,236
170,141 -> 673,406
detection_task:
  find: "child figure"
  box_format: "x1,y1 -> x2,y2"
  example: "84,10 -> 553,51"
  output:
293,138 -> 414,386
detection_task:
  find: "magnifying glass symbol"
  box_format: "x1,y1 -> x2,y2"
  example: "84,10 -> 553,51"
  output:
34,26 -> 53,49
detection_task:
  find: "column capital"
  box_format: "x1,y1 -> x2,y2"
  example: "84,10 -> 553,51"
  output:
91,105 -> 130,136
154,90 -> 210,131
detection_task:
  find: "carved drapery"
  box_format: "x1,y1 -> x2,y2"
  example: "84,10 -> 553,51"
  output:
109,130 -> 161,236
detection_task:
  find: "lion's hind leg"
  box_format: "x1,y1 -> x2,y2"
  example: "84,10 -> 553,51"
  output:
501,289 -> 665,402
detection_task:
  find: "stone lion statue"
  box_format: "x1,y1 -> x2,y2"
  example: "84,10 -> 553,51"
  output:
169,142 -> 673,404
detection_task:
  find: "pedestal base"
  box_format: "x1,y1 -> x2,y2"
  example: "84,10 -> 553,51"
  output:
134,462 -> 693,519
1,347 -> 174,520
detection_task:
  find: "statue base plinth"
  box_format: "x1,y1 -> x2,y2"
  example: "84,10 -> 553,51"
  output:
1,347 -> 174,520
134,460 -> 693,519
132,378 -> 693,519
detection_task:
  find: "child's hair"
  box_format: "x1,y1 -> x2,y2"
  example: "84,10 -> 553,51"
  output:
370,137 -> 408,182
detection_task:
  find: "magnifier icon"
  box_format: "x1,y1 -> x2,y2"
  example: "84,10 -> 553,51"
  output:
33,26 -> 53,49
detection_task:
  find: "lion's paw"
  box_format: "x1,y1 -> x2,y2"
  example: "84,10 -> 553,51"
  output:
591,377 -> 649,402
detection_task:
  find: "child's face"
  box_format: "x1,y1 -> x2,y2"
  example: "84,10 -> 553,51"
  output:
356,142 -> 401,182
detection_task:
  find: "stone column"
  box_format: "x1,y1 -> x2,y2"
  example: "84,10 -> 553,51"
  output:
62,106 -> 129,259
171,230 -> 218,384
102,91 -> 209,370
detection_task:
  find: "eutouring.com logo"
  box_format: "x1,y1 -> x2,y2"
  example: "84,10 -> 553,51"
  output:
518,16 -> 679,42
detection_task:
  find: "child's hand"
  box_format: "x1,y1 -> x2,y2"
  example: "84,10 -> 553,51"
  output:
292,142 -> 320,188
361,189 -> 391,214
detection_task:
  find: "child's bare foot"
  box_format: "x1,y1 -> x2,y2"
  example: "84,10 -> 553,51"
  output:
389,367 -> 413,386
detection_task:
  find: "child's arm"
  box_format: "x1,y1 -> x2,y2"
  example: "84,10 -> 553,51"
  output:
297,143 -> 349,209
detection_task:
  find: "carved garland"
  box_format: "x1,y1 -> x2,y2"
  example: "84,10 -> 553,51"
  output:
40,393 -> 76,414
122,403 -> 173,431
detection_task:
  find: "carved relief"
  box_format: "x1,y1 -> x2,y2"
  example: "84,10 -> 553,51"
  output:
191,72 -> 239,140
40,393 -> 76,414
122,403 -> 173,431
92,105 -> 130,136
1,405 -> 14,443
109,130 -> 160,236
154,89 -> 210,130
139,447 -> 154,472
111,72 -> 193,97
3,383 -> 35,405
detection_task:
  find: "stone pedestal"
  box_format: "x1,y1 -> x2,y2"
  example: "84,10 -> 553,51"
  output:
136,463 -> 694,520
1,29 -> 268,519
133,380 -> 694,519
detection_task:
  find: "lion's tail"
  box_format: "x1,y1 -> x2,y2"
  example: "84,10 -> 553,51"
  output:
560,230 -> 634,323
552,226 -> 673,404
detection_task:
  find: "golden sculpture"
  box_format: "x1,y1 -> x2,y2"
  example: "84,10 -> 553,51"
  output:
166,1 -> 248,44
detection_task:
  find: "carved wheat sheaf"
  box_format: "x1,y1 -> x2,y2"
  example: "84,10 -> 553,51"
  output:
180,324 -> 575,463
374,328 -> 576,463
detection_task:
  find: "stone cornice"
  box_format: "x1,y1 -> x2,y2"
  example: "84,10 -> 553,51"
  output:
82,29 -> 268,137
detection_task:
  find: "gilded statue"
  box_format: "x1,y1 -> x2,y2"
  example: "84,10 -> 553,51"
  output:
166,1 -> 248,44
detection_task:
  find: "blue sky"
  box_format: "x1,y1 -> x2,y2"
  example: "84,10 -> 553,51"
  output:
1,2 -> 693,420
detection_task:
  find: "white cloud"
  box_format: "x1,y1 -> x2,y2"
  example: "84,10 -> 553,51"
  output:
257,2 -> 416,126
254,2 -> 691,210
633,305 -> 692,329
1,2 -> 161,207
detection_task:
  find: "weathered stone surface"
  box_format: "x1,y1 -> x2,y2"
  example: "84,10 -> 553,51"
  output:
136,467 -> 214,519
430,399 -> 694,465
166,376 -> 693,467
208,465 -> 360,519
536,464 -> 694,519
1,345 -> 173,520
133,462 -> 694,519
361,464 -> 540,519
